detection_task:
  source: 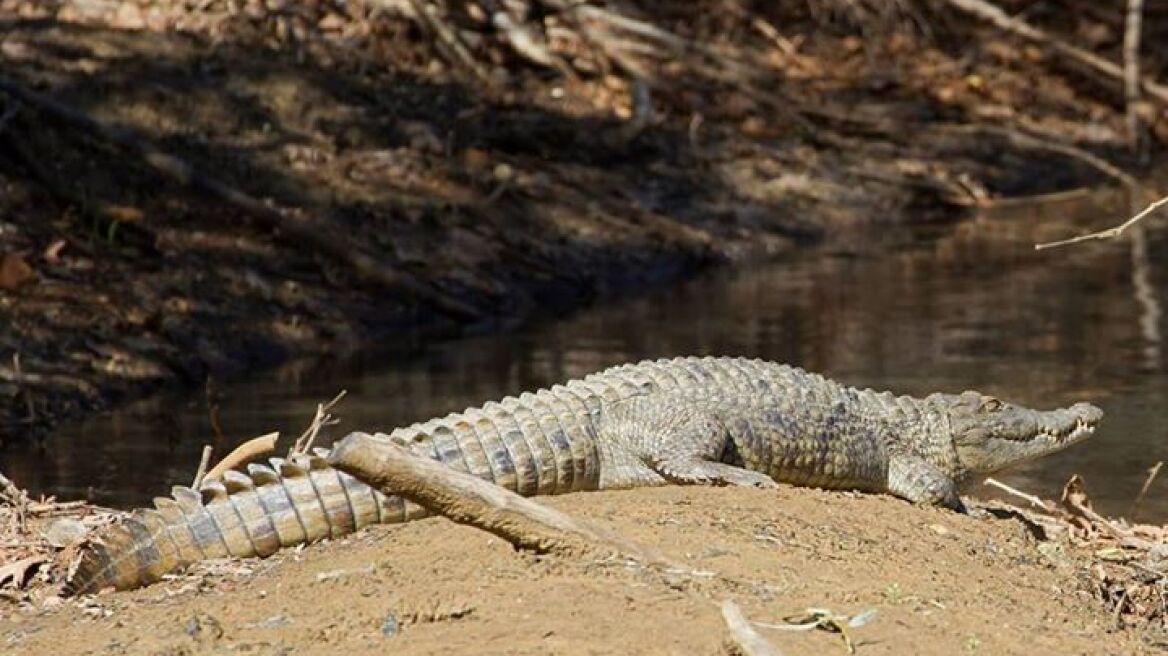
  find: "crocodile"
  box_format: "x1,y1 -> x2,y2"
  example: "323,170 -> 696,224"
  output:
64,356 -> 1101,595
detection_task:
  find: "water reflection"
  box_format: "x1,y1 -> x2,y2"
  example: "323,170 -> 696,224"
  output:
6,187 -> 1167,520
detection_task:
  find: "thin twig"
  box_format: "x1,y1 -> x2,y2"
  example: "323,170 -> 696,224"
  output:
568,4 -> 689,51
1132,461 -> 1163,513
290,390 -> 347,456
487,0 -> 574,77
203,432 -> 280,482
974,187 -> 1095,207
1113,588 -> 1130,629
1035,193 -> 1168,250
983,477 -> 1055,512
746,16 -> 797,56
191,445 -> 214,488
28,500 -> 87,515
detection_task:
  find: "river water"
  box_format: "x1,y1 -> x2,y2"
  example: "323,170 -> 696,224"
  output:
6,187 -> 1168,520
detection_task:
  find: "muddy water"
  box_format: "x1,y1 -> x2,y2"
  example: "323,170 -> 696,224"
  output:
7,188 -> 1168,520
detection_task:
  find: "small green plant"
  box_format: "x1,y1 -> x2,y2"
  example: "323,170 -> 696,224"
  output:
883,582 -> 904,603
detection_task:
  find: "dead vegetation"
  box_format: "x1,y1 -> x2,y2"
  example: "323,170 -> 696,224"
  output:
0,471 -> 120,607
982,473 -> 1168,633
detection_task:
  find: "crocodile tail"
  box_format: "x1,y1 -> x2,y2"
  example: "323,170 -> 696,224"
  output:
63,451 -> 405,595
64,391 -> 592,595
64,499 -> 204,595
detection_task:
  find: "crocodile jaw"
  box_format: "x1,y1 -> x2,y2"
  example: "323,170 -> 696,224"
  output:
954,413 -> 1098,474
936,392 -> 1102,475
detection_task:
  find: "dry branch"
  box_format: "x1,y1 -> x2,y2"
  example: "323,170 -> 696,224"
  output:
984,477 -> 1057,513
936,123 -> 1141,190
1060,475 -> 1155,548
0,77 -> 481,321
191,445 -> 214,489
204,432 -> 280,483
542,0 -> 759,82
0,471 -> 31,533
975,474 -> 1168,627
721,600 -> 785,656
941,0 -> 1168,106
405,0 -> 492,83
1035,192 -> 1168,250
327,431 -> 681,567
487,1 -> 573,76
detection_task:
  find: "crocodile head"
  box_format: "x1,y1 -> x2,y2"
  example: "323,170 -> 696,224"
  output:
932,391 -> 1102,474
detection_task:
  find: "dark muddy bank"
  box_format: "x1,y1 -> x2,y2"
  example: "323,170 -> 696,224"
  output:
0,1 -> 1160,440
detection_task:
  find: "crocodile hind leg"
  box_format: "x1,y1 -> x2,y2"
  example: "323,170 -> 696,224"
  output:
597,394 -> 779,489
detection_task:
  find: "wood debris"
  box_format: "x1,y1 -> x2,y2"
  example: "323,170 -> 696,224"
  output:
0,473 -> 123,606
981,474 -> 1168,630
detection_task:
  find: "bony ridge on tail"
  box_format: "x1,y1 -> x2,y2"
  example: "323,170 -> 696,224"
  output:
65,356 -> 1101,594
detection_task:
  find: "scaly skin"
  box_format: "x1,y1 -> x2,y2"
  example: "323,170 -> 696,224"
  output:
65,356 -> 1101,594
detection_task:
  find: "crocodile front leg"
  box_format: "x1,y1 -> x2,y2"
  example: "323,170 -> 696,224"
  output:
596,394 -> 779,489
886,453 -> 966,512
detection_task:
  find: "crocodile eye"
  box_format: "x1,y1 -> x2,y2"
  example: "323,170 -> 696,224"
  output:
979,398 -> 1003,413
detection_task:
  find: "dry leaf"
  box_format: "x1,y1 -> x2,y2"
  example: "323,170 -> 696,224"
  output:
1061,475 -> 1091,509
1094,547 -> 1131,562
43,239 -> 67,264
0,252 -> 35,290
0,555 -> 46,589
106,205 -> 144,223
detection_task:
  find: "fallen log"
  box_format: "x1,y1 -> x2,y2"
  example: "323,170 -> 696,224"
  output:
327,431 -> 681,568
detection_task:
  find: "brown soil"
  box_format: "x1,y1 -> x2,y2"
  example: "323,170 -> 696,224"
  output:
0,1 -> 1156,440
3,486 -> 1160,655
